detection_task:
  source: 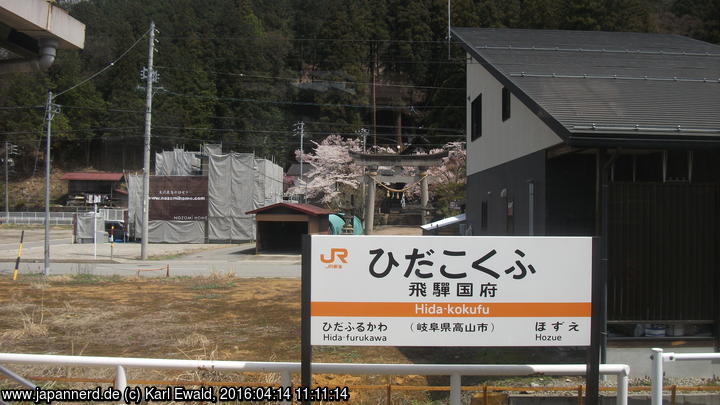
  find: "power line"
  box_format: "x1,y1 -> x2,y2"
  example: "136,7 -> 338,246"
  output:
153,125 -> 464,138
155,66 -> 464,91
100,132 -> 462,148
0,127 -> 141,136
0,123 -> 463,139
55,28 -> 151,98
302,120 -> 463,133
166,115 -> 462,134
162,89 -> 464,110
0,105 -> 43,111
61,105 -> 144,114
159,36 -> 468,44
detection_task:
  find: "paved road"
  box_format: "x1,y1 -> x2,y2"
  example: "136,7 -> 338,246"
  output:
0,237 -> 73,251
1,243 -> 301,278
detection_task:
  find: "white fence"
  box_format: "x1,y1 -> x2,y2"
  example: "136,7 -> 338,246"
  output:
1,209 -> 124,225
651,348 -> 720,405
0,353 -> 630,405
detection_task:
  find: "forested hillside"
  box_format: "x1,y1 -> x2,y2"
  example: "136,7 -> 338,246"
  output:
0,0 -> 717,174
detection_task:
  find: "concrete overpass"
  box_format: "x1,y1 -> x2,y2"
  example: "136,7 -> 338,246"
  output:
0,0 -> 85,74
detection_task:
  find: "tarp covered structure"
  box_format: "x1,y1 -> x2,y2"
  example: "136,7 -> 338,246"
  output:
74,211 -> 104,243
208,153 -> 283,242
128,174 -> 206,243
128,151 -> 283,243
155,148 -> 201,176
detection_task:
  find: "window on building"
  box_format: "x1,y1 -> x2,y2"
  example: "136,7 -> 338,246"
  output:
502,87 -> 511,121
664,150 -> 691,182
471,94 -> 482,141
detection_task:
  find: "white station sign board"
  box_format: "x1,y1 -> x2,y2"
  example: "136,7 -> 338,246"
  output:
310,235 -> 592,347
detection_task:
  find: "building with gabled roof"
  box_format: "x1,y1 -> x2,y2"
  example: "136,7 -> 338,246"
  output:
61,171 -> 126,207
453,27 -> 720,365
247,202 -> 332,252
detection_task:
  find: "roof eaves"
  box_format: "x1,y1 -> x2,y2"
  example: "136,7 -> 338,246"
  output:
567,133 -> 720,149
247,202 -> 333,216
451,27 -> 573,143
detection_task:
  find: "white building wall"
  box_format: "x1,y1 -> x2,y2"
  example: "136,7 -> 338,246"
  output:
466,55 -> 563,176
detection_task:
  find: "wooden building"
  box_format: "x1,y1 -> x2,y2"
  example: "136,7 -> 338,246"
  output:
61,172 -> 126,207
247,203 -> 331,253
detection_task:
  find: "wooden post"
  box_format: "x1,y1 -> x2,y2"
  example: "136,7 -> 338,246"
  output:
671,385 -> 677,405
11,230 -> 24,280
166,264 -> 170,277
420,167 -> 429,225
578,385 -> 584,405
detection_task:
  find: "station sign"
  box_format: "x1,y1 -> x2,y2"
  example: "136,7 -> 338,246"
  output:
310,235 -> 592,347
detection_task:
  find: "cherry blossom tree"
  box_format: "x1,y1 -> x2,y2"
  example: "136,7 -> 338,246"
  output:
289,135 -> 465,217
289,135 -> 363,210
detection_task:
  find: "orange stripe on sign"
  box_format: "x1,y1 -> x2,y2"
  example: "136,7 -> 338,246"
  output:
311,302 -> 591,317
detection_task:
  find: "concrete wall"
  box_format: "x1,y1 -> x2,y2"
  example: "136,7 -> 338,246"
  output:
465,55 -> 563,176
466,150 -> 546,236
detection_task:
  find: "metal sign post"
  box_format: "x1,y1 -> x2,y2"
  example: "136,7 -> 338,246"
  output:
586,237 -> 601,405
300,234 -> 312,405
93,202 -> 97,260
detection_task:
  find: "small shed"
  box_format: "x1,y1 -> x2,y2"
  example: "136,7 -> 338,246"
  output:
61,172 -> 125,207
247,203 -> 332,253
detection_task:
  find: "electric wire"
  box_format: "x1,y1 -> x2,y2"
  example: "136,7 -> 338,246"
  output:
155,66 -> 464,91
162,89 -> 464,110
54,28 -> 152,98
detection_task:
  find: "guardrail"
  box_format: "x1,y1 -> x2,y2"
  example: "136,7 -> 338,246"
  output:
651,348 -> 720,405
1,212 -> 75,225
0,209 -> 124,225
0,353 -> 629,405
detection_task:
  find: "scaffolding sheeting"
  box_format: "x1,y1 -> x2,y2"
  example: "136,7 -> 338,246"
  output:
129,151 -> 283,243
207,153 -> 283,242
155,148 -> 200,176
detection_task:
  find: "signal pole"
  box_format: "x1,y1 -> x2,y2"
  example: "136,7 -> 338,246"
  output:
141,21 -> 157,260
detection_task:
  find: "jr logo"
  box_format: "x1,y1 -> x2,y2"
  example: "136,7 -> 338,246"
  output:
320,248 -> 349,267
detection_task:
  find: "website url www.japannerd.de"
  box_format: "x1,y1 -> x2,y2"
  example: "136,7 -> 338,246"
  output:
1,387 -> 122,403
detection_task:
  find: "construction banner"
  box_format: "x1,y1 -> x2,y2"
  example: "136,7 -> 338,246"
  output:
149,176 -> 208,221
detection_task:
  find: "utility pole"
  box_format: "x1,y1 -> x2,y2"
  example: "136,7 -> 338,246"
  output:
357,128 -> 368,218
141,21 -> 157,260
294,121 -> 305,202
43,91 -> 60,276
372,50 -> 377,147
6,142 -> 17,223
4,141 -> 9,223
448,0 -> 452,60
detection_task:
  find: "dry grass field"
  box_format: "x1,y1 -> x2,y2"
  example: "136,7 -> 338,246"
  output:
0,273 -> 448,404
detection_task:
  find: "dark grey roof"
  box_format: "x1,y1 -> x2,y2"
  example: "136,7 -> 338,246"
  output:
452,27 -> 720,146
